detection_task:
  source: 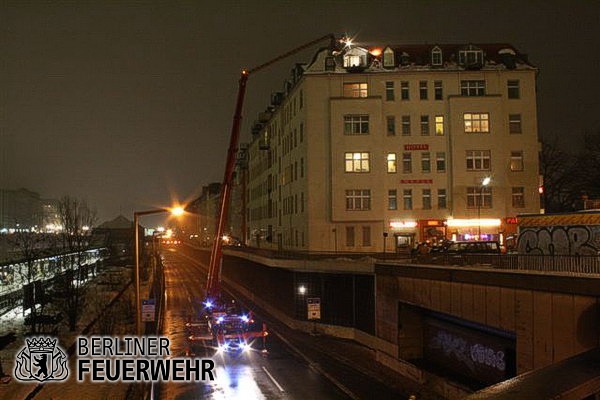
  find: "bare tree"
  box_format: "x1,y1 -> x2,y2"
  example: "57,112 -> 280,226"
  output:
9,231 -> 47,333
57,196 -> 97,331
576,132 -> 600,199
540,139 -> 583,212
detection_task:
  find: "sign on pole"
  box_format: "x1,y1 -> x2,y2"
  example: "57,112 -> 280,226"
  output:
142,299 -> 156,322
307,297 -> 321,320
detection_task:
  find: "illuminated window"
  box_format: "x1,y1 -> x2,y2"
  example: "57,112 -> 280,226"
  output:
436,152 -> 446,172
421,152 -> 431,172
510,151 -> 524,171
401,81 -> 409,100
512,187 -> 525,208
461,80 -> 486,96
419,81 -> 428,100
386,116 -> 396,135
344,152 -> 370,172
388,190 -> 397,210
345,190 -> 371,210
422,189 -> 432,210
431,47 -> 443,66
434,80 -> 443,100
435,116 -> 444,135
383,48 -> 395,67
344,55 -> 363,68
437,189 -> 447,209
344,115 -> 370,135
509,114 -> 522,134
420,115 -> 430,135
387,153 -> 397,173
402,153 -> 412,173
508,80 -> 520,99
343,83 -> 368,98
401,115 -> 411,136
403,189 -> 413,210
466,150 -> 491,171
385,81 -> 395,101
464,113 -> 490,133
467,187 -> 492,208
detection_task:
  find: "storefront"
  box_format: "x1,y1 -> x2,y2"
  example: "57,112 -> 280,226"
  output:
445,218 -> 502,242
388,220 -> 417,252
419,219 -> 446,242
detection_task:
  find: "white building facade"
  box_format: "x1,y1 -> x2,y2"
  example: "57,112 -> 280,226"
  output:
246,42 -> 540,252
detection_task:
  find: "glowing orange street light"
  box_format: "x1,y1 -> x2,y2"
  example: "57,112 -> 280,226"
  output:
134,204 -> 185,335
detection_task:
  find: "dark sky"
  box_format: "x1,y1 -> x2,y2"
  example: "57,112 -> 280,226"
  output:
2,1 -> 599,224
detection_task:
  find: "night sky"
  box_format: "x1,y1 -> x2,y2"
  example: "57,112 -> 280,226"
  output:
2,1 -> 599,224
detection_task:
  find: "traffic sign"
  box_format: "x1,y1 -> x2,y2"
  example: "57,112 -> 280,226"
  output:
142,299 -> 156,322
307,297 -> 321,320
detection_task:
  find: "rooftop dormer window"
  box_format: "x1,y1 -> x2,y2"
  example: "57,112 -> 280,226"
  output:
343,47 -> 368,69
383,47 -> 395,68
459,45 -> 484,68
431,46 -> 443,66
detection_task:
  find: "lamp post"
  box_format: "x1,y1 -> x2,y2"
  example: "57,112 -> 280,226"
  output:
477,177 -> 491,239
134,206 -> 184,336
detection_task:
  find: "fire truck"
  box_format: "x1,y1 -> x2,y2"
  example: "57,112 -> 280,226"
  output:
196,34 -> 339,354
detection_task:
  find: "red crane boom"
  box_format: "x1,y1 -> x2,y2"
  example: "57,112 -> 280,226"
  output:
206,34 -> 337,303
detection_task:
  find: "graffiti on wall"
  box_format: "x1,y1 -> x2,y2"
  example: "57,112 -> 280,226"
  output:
517,225 -> 600,255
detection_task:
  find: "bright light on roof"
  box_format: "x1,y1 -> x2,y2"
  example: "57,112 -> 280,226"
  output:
171,206 -> 185,216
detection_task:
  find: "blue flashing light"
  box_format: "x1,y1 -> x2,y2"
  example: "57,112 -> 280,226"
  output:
217,316 -> 224,323
204,300 -> 213,308
241,315 -> 249,323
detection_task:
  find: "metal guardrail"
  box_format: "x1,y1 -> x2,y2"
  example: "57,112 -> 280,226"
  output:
413,253 -> 600,274
225,246 -> 411,261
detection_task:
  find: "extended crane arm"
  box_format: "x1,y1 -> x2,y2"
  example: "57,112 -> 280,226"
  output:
206,34 -> 337,302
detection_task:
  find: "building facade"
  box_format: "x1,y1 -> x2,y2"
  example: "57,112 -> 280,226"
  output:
246,42 -> 540,252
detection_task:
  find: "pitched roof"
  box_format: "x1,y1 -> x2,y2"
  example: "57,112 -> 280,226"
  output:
97,215 -> 133,230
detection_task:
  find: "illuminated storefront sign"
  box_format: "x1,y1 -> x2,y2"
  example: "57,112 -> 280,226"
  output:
446,218 -> 501,227
389,220 -> 417,229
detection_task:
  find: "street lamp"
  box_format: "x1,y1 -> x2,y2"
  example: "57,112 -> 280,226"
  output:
134,205 -> 185,335
478,177 -> 491,239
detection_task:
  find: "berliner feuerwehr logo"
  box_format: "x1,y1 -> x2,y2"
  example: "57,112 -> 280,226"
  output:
14,337 -> 68,382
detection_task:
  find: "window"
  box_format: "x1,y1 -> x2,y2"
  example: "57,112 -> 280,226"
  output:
464,113 -> 490,133
343,83 -> 368,98
403,189 -> 413,210
362,226 -> 371,246
345,152 -> 370,172
344,115 -> 369,135
402,153 -> 412,173
421,152 -> 431,172
467,187 -> 492,208
509,114 -> 522,134
301,192 -> 305,212
461,80 -> 486,96
435,116 -> 444,135
420,115 -> 430,135
422,189 -> 432,210
438,189 -> 447,209
300,157 -> 304,178
383,48 -> 395,67
387,153 -> 397,173
386,116 -> 396,135
508,80 -> 520,99
300,123 -> 304,142
401,81 -> 409,100
466,150 -> 491,171
388,189 -> 397,210
436,152 -> 446,172
510,151 -> 524,171
385,81 -> 395,101
419,81 -> 428,100
345,189 -> 371,210
459,48 -> 484,66
346,226 -> 355,247
431,47 -> 442,66
325,56 -> 336,71
512,187 -> 525,208
434,80 -> 443,100
401,115 -> 411,136
299,90 -> 303,108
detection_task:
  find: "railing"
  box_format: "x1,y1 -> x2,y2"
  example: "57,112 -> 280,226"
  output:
224,245 -> 412,261
413,253 -> 600,274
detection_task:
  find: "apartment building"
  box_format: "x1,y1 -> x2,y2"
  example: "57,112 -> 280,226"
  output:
245,42 -> 540,252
